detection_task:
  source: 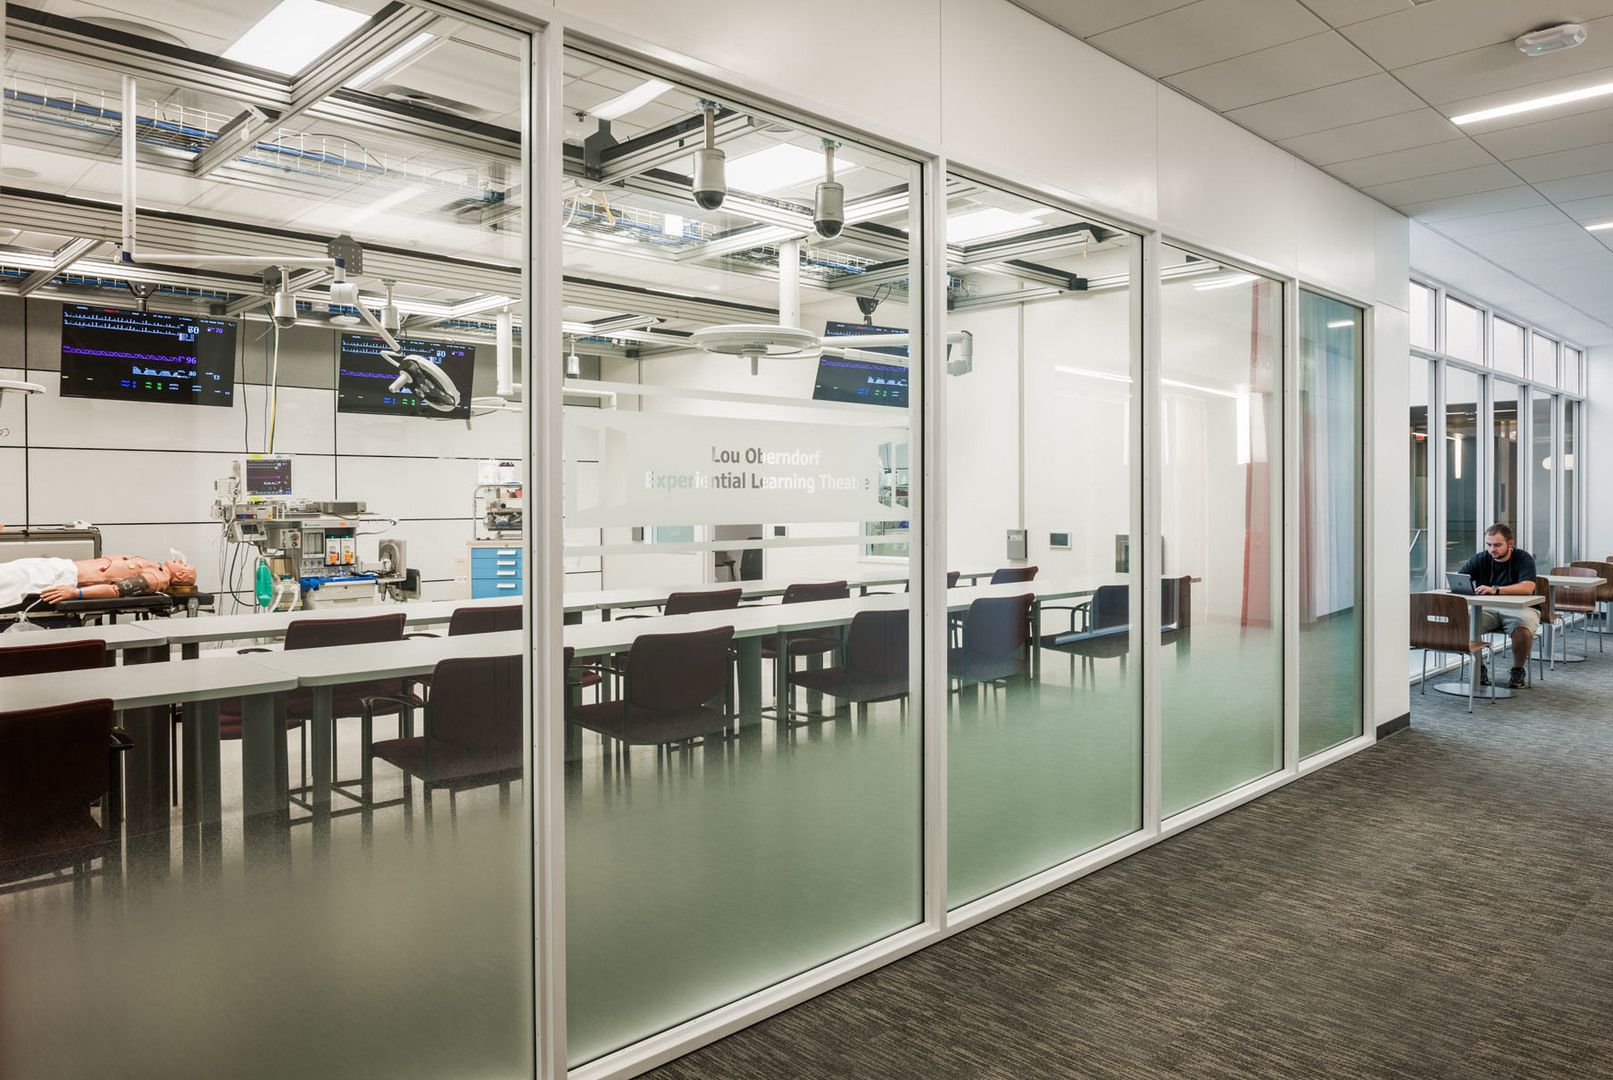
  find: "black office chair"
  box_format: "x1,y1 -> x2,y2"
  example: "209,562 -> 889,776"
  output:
570,627 -> 737,760
949,594 -> 1033,690
989,566 -> 1038,585
788,609 -> 909,723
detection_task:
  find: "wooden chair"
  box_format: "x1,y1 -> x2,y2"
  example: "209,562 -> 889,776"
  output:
1551,567 -> 1599,661
1410,592 -> 1494,713
1569,561 -> 1613,648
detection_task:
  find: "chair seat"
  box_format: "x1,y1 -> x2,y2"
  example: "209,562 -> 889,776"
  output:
370,735 -> 522,787
570,700 -> 730,745
568,667 -> 603,689
947,648 -> 1027,684
789,665 -> 908,705
1039,624 -> 1129,658
0,809 -> 110,882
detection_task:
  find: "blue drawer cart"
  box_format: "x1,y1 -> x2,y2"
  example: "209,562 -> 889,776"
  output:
469,544 -> 523,598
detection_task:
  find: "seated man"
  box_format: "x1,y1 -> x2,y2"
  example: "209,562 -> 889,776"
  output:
1458,522 -> 1537,690
0,554 -> 197,609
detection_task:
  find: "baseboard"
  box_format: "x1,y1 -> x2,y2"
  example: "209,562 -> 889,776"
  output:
1376,712 -> 1410,740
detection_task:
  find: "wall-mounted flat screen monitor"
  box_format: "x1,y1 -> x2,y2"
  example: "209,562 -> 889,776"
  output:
60,305 -> 237,407
337,333 -> 475,419
814,322 -> 909,408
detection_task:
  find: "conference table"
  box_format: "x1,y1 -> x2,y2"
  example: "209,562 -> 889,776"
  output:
0,621 -> 168,656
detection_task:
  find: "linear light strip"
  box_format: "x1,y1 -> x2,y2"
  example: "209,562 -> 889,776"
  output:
1451,79 -> 1613,126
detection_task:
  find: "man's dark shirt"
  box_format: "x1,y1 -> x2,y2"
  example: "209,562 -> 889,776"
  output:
1458,546 -> 1537,590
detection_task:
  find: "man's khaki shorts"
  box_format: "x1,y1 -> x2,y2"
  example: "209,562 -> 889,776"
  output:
1476,606 -> 1540,638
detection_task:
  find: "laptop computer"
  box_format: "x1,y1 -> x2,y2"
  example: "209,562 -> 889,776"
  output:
1446,571 -> 1476,595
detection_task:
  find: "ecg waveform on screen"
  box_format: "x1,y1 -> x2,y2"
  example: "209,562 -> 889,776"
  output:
62,347 -> 201,366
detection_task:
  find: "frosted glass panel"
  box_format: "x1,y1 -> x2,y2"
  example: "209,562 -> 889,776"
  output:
1297,291 -> 1361,758
943,186 -> 1142,908
560,51 -> 923,1066
1494,320 -> 1524,377
1445,298 -> 1482,362
1410,282 -> 1436,350
1532,332 -> 1558,387
1159,249 -> 1283,815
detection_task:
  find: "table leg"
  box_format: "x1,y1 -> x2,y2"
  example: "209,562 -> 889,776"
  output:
241,691 -> 286,818
310,685 -> 334,810
737,637 -> 762,726
182,700 -> 223,825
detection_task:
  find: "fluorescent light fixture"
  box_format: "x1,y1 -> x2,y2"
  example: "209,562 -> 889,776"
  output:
345,183 -> 424,227
1452,432 -> 1463,480
1586,220 -> 1613,231
222,0 -> 370,75
348,30 -> 437,88
1326,319 -> 1354,329
591,78 -> 673,121
1451,79 -> 1613,126
725,143 -> 858,194
947,207 -> 1046,245
1193,272 -> 1257,291
662,213 -> 685,237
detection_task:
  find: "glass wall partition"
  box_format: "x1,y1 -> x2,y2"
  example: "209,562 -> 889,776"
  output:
1159,248 -> 1283,815
1494,381 -> 1521,535
558,51 -> 923,1066
1443,368 -> 1480,572
1564,400 -> 1581,562
1494,319 -> 1525,378
1410,358 -> 1432,591
1445,298 -> 1483,363
941,181 -> 1141,907
1297,292 -> 1362,757
0,6 -> 537,1078
1532,391 -> 1557,569
1532,332 -> 1558,387
1410,282 -> 1436,350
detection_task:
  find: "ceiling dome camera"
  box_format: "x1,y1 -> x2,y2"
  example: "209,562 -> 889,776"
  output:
814,181 -> 844,239
692,147 -> 726,211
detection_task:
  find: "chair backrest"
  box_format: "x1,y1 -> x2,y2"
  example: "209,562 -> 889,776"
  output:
1409,592 -> 1472,653
1551,566 -> 1599,610
426,655 -> 522,757
625,626 -> 735,712
1091,585 -> 1129,632
0,638 -> 107,678
989,565 -> 1038,585
448,604 -> 522,636
781,581 -> 849,605
1162,575 -> 1193,631
738,547 -> 764,581
946,571 -> 961,589
1533,576 -> 1555,622
0,699 -> 114,839
845,609 -> 909,683
1570,561 -> 1613,601
284,612 -> 405,651
962,594 -> 1033,668
663,588 -> 742,616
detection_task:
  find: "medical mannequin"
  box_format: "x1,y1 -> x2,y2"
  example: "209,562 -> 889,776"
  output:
0,554 -> 197,608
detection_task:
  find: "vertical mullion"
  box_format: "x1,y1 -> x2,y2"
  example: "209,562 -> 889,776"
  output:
1139,232 -> 1162,836
1282,286 -> 1299,774
918,156 -> 947,931
1431,358 -> 1446,584
533,24 -> 567,1080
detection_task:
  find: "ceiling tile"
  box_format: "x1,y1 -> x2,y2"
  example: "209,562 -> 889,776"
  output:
1165,31 -> 1380,111
1391,17 -> 1613,105
1326,138 -> 1495,188
1401,185 -> 1549,221
1470,105 -> 1613,160
1363,163 -> 1523,206
1556,191 -> 1613,220
1087,0 -> 1326,78
1509,140 -> 1613,182
1432,205 -> 1577,239
1224,73 -> 1424,140
1279,107 -> 1463,166
1300,0 -> 1411,25
1536,168 -> 1613,200
1339,0 -> 1613,72
1008,0 -> 1199,38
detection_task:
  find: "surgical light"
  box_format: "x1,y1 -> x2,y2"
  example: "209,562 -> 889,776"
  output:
222,0 -> 370,75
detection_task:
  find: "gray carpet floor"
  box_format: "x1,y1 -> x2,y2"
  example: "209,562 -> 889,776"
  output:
643,647 -> 1613,1080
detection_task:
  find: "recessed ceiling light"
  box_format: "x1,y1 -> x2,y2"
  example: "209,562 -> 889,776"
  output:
1193,272 -> 1257,291
591,79 -> 673,121
1586,220 -> 1613,231
1,166 -> 39,179
946,207 -> 1045,244
1451,79 -> 1613,126
725,143 -> 858,194
223,0 -> 370,76
349,31 -> 437,89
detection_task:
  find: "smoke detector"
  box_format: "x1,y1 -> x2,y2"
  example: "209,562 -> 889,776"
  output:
1516,24 -> 1586,56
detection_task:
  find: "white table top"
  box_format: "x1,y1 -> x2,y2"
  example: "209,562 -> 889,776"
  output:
1542,574 -> 1605,587
0,622 -> 168,653
246,630 -> 526,686
0,654 -> 297,712
561,571 -> 915,614
157,596 -> 520,646
1436,590 -> 1545,609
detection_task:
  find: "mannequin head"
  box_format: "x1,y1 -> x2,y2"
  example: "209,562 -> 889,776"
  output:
163,560 -> 198,588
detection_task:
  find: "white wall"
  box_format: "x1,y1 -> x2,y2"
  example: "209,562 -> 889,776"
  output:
538,0 -> 1412,727
0,297 -> 519,603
